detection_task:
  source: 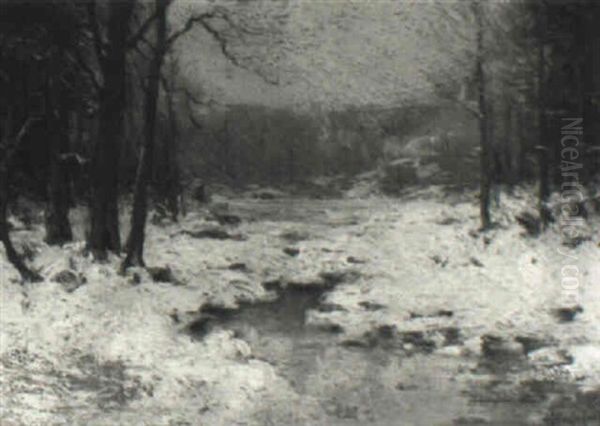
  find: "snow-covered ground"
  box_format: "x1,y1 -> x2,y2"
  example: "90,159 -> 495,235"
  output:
1,186 -> 599,425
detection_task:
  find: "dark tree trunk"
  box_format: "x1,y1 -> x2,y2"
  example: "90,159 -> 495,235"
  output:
162,60 -> 181,221
504,99 -> 515,184
221,118 -> 236,183
536,9 -> 551,227
45,49 -> 73,245
475,0 -> 491,230
1,109 -> 42,283
88,0 -> 134,260
165,114 -> 181,221
517,107 -> 526,180
123,0 -> 168,269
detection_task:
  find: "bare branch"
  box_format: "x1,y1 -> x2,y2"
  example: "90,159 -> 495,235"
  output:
133,43 -> 152,61
15,118 -> 38,146
167,9 -> 280,85
166,11 -> 218,46
1,117 -> 41,165
138,35 -> 157,55
127,8 -> 160,49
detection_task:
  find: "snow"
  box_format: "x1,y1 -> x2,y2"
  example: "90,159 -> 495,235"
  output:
1,184 -> 599,424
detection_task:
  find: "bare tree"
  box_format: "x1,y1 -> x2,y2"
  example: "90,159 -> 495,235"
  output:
160,55 -> 183,221
473,0 -> 491,229
534,3 -> 552,227
123,0 -> 169,268
419,0 -> 493,229
86,0 -> 135,260
122,1 -> 285,269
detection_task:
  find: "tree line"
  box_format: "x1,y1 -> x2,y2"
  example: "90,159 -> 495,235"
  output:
424,0 -> 599,229
1,0 -> 598,282
0,0 -> 257,280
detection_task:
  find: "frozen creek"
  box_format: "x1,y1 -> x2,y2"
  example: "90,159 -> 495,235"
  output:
1,187 -> 599,425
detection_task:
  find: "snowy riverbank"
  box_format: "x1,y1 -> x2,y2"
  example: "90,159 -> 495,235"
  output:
1,186 -> 599,425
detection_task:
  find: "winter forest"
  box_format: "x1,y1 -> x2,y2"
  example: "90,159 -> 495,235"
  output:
1,0 -> 599,424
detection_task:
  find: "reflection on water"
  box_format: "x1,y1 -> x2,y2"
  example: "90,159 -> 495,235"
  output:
202,285 -> 595,425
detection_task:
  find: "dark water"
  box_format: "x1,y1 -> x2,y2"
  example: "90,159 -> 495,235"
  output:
192,283 -> 600,425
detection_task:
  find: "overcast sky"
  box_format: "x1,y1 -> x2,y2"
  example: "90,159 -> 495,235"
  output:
171,0 -> 458,111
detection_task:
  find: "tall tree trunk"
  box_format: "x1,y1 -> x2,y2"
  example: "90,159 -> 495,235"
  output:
123,0 -> 168,268
222,118 -> 236,185
517,106 -> 526,181
162,59 -> 181,221
537,8 -> 551,226
165,103 -> 181,221
504,98 -> 515,185
45,48 -> 73,245
474,0 -> 491,230
88,0 -> 134,260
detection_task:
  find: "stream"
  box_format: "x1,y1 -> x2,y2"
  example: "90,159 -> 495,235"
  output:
180,195 -> 600,425
194,283 -> 593,425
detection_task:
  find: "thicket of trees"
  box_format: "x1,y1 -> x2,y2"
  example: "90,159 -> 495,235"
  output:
179,103 -> 467,186
1,0 -> 598,281
0,0 -> 296,277
1,1 -> 86,281
1,0 -> 212,276
423,0 -> 599,229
